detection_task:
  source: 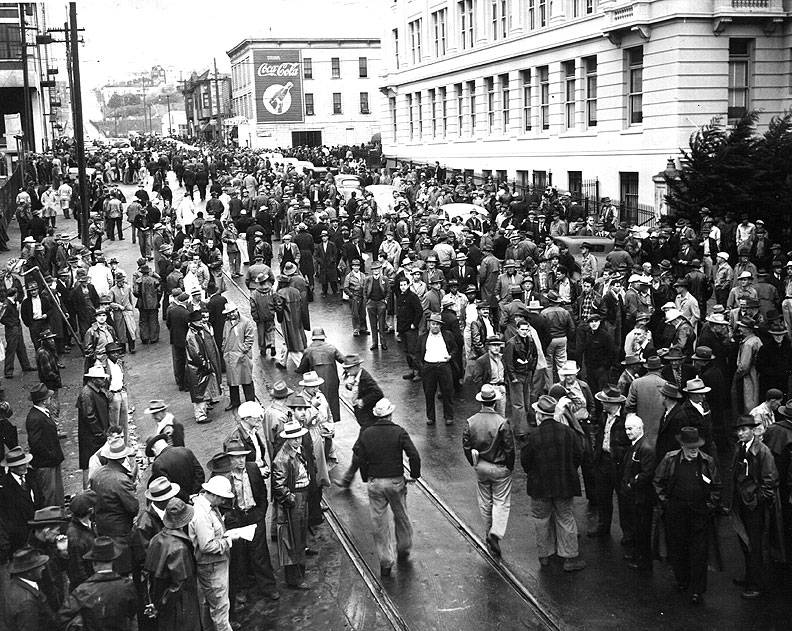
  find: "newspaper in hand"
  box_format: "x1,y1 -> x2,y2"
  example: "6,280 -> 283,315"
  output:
225,524 -> 257,542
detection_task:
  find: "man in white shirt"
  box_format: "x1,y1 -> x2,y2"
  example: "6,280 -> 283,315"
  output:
418,314 -> 457,425
105,343 -> 129,438
58,180 -> 73,218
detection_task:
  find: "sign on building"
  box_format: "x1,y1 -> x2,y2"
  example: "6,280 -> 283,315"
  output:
253,49 -> 304,124
4,113 -> 22,138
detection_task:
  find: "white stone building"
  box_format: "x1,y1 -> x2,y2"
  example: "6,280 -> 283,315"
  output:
381,0 -> 791,213
227,37 -> 382,149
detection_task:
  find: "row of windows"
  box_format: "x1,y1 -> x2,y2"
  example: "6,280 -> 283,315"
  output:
394,0 -> 597,68
304,92 -> 371,116
303,56 -> 368,79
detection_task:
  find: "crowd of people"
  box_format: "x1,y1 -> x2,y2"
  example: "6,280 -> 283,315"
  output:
0,134 -> 790,630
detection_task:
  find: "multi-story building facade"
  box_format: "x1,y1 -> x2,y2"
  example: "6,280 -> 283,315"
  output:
382,0 -> 791,211
227,37 -> 381,148
181,69 -> 231,141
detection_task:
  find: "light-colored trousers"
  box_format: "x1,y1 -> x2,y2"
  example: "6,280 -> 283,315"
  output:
474,460 -> 512,539
546,337 -> 568,383
109,390 -> 129,440
197,558 -> 232,631
367,476 -> 412,569
531,496 -> 579,559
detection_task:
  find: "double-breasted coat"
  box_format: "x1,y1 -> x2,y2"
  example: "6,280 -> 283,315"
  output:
222,315 -> 255,386
185,324 -> 222,403
314,241 -> 339,285
77,381 -> 111,469
274,285 -> 307,353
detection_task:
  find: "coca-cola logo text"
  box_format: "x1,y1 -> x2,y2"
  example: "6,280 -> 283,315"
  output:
257,63 -> 300,78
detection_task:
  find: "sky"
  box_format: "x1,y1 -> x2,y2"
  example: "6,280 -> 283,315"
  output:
43,0 -> 378,92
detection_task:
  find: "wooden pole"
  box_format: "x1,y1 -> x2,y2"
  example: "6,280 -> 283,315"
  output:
69,2 -> 90,246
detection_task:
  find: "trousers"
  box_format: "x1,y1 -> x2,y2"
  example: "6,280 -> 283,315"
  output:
665,498 -> 709,593
109,390 -> 129,441
171,345 -> 186,389
4,326 -> 31,376
594,451 -> 628,535
546,337 -> 568,383
737,503 -> 767,591
30,466 -> 64,507
508,373 -> 532,436
349,295 -> 367,333
474,460 -> 512,539
367,477 -> 412,569
139,309 -> 159,343
531,496 -> 579,559
229,506 -> 276,599
196,559 -> 232,631
421,362 -> 454,422
366,300 -> 387,347
229,383 -> 255,408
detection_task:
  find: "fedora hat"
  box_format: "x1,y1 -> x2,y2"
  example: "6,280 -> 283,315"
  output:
595,385 -> 627,404
664,308 -> 683,323
29,383 -> 53,403
8,547 -> 49,575
342,354 -> 363,369
546,290 -> 563,303
476,384 -> 503,403
509,285 -> 523,295
768,320 -> 787,335
705,312 -> 727,325
145,434 -> 170,458
373,397 -> 396,417
558,360 -> 580,376
83,536 -> 121,562
221,302 -> 239,315
269,381 -> 294,399
105,342 -> 123,354
144,400 -> 168,415
84,364 -> 109,380
224,438 -> 251,456
286,394 -> 310,409
237,400 -> 264,419
664,346 -> 685,361
691,346 -> 715,362
0,446 -> 32,468
658,382 -> 683,399
677,426 -> 705,447
737,318 -> 758,330
733,415 -> 759,429
280,419 -> 308,440
101,439 -> 133,460
207,452 -> 232,474
145,476 -> 181,502
311,327 -> 326,340
532,395 -> 558,417
163,497 -> 195,529
486,335 -> 505,345
621,355 -> 643,366
299,371 -> 324,387
776,399 -> 792,419
645,355 -> 662,370
683,377 -> 711,394
28,506 -> 67,527
202,476 -> 235,499
283,262 -> 298,276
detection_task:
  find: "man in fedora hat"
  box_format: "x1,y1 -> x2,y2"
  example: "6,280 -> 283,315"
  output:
674,278 -> 700,331
733,317 -> 763,414
521,394 -> 587,571
621,414 -> 656,571
589,386 -> 629,539
143,498 -> 201,631
748,388 -> 784,436
220,302 -> 256,412
26,506 -> 68,611
731,415 -> 779,599
185,309 -> 222,425
5,547 -> 57,630
757,319 -> 792,395
77,364 -> 111,487
225,400 -> 269,479
165,289 -> 190,390
272,420 -> 314,589
714,251 -> 734,307
25,382 -> 64,507
680,378 -> 715,456
222,438 -> 280,606
0,447 -> 36,556
353,398 -> 420,576
764,399 -> 792,559
655,382 -> 696,462
189,476 -> 239,630
653,426 -> 721,604
659,346 -> 695,391
146,434 -> 205,503
56,536 -> 136,630
249,274 -> 277,359
65,489 -> 98,589
35,329 -> 61,416
540,290 -> 575,383
274,274 -> 308,369
90,440 -> 138,576
463,385 -> 513,557
364,261 -> 391,351
342,258 -> 369,337
297,327 -> 346,423
417,313 -> 457,426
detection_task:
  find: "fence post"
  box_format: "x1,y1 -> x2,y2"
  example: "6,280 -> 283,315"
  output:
595,178 -> 600,205
548,170 -> 553,186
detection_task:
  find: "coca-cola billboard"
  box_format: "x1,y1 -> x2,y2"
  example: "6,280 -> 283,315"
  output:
253,49 -> 304,124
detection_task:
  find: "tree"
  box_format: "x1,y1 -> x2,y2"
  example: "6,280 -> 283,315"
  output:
753,111 -> 792,221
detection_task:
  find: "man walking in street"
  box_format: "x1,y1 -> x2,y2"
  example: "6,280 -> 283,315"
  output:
353,398 -> 421,577
417,313 -> 457,425
620,414 -> 656,571
520,394 -> 586,571
26,383 -> 64,506
1,287 -> 34,378
165,291 -> 190,391
221,303 -> 256,411
504,319 -> 538,437
133,265 -> 161,345
463,384 -> 514,558
365,261 -> 391,351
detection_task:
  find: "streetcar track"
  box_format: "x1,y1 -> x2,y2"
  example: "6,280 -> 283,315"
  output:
221,268 -> 563,631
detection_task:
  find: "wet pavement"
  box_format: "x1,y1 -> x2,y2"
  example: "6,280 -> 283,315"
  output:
4,171 -> 790,630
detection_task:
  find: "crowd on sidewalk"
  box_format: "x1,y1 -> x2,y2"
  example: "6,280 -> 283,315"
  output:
0,134 -> 790,630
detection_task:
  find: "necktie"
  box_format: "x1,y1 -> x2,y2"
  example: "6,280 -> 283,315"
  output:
20,474 -> 27,491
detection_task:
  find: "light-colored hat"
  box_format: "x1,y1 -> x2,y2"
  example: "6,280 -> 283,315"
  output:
311,327 -> 326,340
441,294 -> 456,307
476,384 -> 502,403
279,419 -> 308,439
222,302 -> 238,315
99,440 -> 133,460
372,398 -> 396,417
664,308 -> 683,322
201,476 -> 235,499
716,252 -> 730,260
298,371 -> 324,387
144,400 -> 168,414
145,476 -> 181,502
84,364 -> 109,379
557,360 -> 580,376
737,271 -> 753,280
0,446 -> 33,468
683,377 -> 711,394
238,400 -> 264,419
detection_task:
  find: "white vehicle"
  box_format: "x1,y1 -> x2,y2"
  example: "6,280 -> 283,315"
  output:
365,184 -> 397,216
439,202 -> 483,224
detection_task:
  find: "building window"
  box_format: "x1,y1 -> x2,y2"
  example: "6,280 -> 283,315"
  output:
393,29 -> 400,69
439,86 -> 447,137
564,61 -> 576,130
533,170 -> 547,188
360,92 -> 370,115
331,57 -> 340,79
332,92 -> 342,114
500,74 -> 510,133
407,94 -> 414,139
539,0 -> 547,27
455,83 -> 464,136
573,0 -> 594,17
305,93 -> 315,116
538,65 -> 549,131
627,46 -> 643,125
432,8 -> 448,57
568,171 -> 582,198
0,23 -> 22,60
491,0 -> 508,40
521,70 -> 532,131
417,92 -> 423,137
429,89 -> 437,137
728,38 -> 752,124
585,56 -> 597,128
620,172 -> 639,211
409,18 -> 423,64
467,80 -> 476,134
202,89 -> 211,109
486,77 -> 495,132
303,58 -> 313,79
359,57 -> 368,78
587,0 -> 595,14
528,0 -> 535,30
458,0 -> 474,50
390,96 -> 398,140
517,170 -> 530,187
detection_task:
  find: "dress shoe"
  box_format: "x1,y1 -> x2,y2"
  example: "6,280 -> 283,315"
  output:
562,557 -> 587,572
741,589 -> 762,599
353,330 -> 360,337
486,533 -> 502,558
381,344 -> 388,350
370,345 -> 378,350
360,330 -> 370,335
380,565 -> 392,577
402,372 -> 415,380
690,593 -> 703,605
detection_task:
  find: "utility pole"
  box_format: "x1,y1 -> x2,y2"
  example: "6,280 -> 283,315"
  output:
18,3 -> 32,158
69,2 -> 89,246
166,94 -> 172,135
213,57 -> 223,144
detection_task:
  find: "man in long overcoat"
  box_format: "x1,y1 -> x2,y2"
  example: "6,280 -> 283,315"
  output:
625,355 -> 666,446
77,365 -> 111,486
274,275 -> 307,369
314,231 -> 339,297
285,262 -> 311,330
185,310 -> 222,425
221,304 -> 256,411
297,327 -> 346,423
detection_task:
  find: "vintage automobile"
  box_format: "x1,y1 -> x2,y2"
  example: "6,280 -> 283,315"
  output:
365,184 -> 398,216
